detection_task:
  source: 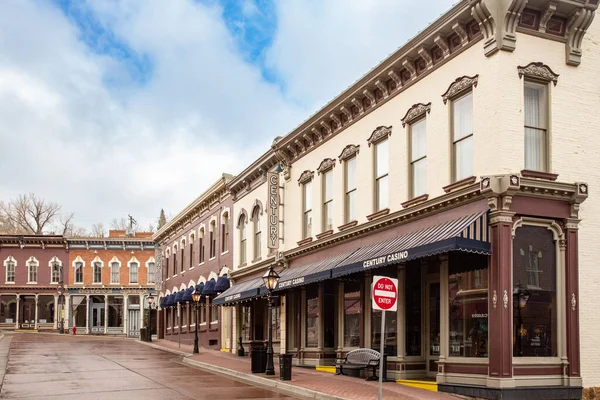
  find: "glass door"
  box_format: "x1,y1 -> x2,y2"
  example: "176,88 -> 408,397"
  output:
20,303 -> 34,329
91,304 -> 105,333
426,280 -> 440,378
128,310 -> 140,337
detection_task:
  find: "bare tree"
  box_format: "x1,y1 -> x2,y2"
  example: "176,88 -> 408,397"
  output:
0,194 -> 61,234
110,217 -> 130,230
91,223 -> 106,237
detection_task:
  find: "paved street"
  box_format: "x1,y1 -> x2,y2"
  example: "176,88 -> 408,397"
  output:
0,333 -> 296,400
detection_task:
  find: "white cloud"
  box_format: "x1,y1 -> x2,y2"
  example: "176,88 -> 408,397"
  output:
0,0 -> 456,233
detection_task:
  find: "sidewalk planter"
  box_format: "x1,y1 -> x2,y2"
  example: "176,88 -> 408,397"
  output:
279,354 -> 292,381
250,341 -> 266,373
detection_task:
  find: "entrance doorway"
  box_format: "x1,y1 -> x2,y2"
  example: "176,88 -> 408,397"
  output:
128,309 -> 140,337
426,279 -> 440,378
19,300 -> 35,329
90,299 -> 105,333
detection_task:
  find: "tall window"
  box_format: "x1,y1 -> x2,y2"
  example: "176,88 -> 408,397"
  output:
375,139 -> 389,211
452,92 -> 474,181
410,119 -> 427,198
210,222 -> 216,258
111,262 -> 120,284
93,262 -> 102,284
74,262 -> 83,284
28,261 -> 38,283
173,249 -> 177,275
51,262 -> 61,283
322,170 -> 333,231
5,261 -> 15,283
189,237 -> 194,269
222,214 -> 229,252
129,262 -> 139,284
303,181 -> 313,238
199,231 -> 205,263
306,286 -> 319,347
524,81 -> 548,171
344,281 -> 361,348
239,215 -> 247,265
345,156 -> 357,223
180,245 -> 185,272
513,225 -> 557,357
253,207 -> 261,260
148,261 -> 155,283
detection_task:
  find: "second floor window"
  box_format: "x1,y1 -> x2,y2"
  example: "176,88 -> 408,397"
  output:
173,251 -> 177,275
189,240 -> 194,268
148,262 -> 156,283
524,81 -> 548,172
180,246 -> 185,272
130,262 -> 139,284
253,207 -> 261,260
74,262 -> 83,283
322,170 -> 333,231
199,236 -> 205,263
375,139 -> 389,211
28,262 -> 37,283
111,262 -> 120,284
210,222 -> 216,258
239,216 -> 247,265
410,119 -> 427,198
222,214 -> 229,252
93,262 -> 102,284
51,263 -> 61,283
345,156 -> 357,223
6,262 -> 15,283
303,181 -> 313,238
452,91 -> 473,182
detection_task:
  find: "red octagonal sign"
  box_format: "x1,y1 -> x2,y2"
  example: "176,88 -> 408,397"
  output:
372,276 -> 398,311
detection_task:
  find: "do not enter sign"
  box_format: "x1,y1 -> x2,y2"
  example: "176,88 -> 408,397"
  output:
372,275 -> 398,312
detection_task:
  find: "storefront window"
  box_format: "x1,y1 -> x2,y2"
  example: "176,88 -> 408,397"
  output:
323,282 -> 335,348
241,305 -> 251,341
37,295 -> 55,323
449,264 -> 488,357
306,286 -> 319,347
372,310 -> 397,355
108,297 -> 123,327
286,291 -> 300,350
0,296 -> 17,323
344,281 -> 361,348
272,304 -> 281,341
513,225 -> 557,357
405,265 -> 421,356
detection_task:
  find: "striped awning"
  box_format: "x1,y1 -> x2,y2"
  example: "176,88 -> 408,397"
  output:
212,276 -> 265,306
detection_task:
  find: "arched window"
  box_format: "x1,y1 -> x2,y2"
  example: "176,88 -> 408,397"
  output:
180,239 -> 185,272
93,261 -> 102,284
4,257 -> 16,284
74,261 -> 83,284
129,261 -> 139,284
210,221 -> 217,258
189,234 -> 195,269
147,259 -> 156,283
252,207 -> 261,260
28,258 -> 39,283
50,258 -> 62,284
199,228 -> 205,263
239,215 -> 247,265
221,212 -> 229,252
111,261 -> 120,284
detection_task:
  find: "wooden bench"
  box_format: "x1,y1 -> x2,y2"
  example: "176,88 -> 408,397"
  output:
335,348 -> 381,381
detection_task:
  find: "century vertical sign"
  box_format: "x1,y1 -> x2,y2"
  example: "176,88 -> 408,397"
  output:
267,171 -> 279,249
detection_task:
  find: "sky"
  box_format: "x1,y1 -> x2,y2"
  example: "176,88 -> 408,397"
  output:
0,0 -> 457,233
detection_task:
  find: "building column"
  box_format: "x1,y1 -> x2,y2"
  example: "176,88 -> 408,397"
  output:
15,294 -> 20,329
397,265 -> 406,359
123,295 -> 128,335
364,271 -> 372,349
104,295 -> 109,334
139,294 -> 144,333
53,295 -> 59,330
85,295 -> 90,334
34,294 -> 39,330
438,255 -> 449,382
565,219 -> 581,384
64,295 -> 70,330
487,209 -> 515,386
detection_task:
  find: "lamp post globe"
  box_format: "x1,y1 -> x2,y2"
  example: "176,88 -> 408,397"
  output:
262,265 -> 280,376
192,288 -> 201,354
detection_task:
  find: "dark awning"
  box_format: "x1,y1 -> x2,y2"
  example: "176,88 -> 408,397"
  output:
202,278 -> 217,296
174,290 -> 185,304
195,282 -> 205,297
214,275 -> 231,293
160,296 -> 166,308
164,294 -> 173,307
212,276 -> 264,306
331,211 -> 490,278
182,287 -> 194,302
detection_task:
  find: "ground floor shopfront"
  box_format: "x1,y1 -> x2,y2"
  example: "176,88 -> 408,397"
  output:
0,289 -> 62,331
216,175 -> 587,399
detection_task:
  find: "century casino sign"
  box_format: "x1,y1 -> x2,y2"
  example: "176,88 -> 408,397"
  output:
267,171 -> 279,249
362,250 -> 409,269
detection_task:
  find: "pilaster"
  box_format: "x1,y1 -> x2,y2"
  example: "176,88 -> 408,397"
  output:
139,294 -> 144,334
53,295 -> 59,330
15,294 -> 20,329
565,218 -> 580,380
34,294 -> 39,330
85,295 -> 90,334
123,295 -> 128,335
104,295 -> 108,334
336,282 -> 344,354
438,255 -> 449,380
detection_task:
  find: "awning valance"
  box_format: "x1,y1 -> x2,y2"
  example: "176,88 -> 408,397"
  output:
214,275 -> 231,293
212,277 -> 264,306
181,287 -> 194,302
174,290 -> 185,304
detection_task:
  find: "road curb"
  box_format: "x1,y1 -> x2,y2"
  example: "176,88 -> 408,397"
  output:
181,357 -> 348,400
135,340 -> 193,358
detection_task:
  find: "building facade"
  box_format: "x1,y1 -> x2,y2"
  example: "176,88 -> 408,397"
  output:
212,0 -> 600,398
154,174 -> 234,351
66,230 -> 156,336
0,235 -> 69,331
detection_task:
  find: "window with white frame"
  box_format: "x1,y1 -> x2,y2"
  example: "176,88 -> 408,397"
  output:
180,242 -> 185,272
322,169 -> 333,231
189,236 -> 195,269
111,262 -> 120,284
239,215 -> 247,265
148,261 -> 156,283
375,139 -> 389,211
345,156 -> 357,223
303,181 -> 313,238
410,118 -> 427,198
524,81 -> 548,172
5,259 -> 15,283
252,207 -> 261,260
452,91 -> 474,181
74,262 -> 83,284
199,230 -> 205,263
210,221 -> 216,258
222,213 -> 229,252
93,262 -> 102,284
51,261 -> 61,283
129,261 -> 139,284
173,247 -> 177,275
28,260 -> 38,283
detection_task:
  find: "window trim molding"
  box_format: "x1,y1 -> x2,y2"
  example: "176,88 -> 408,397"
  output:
442,75 -> 478,104
316,158 -> 336,175
146,257 -> 156,284
367,125 -> 392,147
4,256 -> 16,284
517,62 -> 559,86
49,256 -> 62,284
401,103 -> 431,127
109,257 -> 121,285
297,170 -> 315,186
128,257 -> 140,284
91,257 -> 104,285
26,256 -> 39,284
72,257 -> 85,284
338,144 -> 360,162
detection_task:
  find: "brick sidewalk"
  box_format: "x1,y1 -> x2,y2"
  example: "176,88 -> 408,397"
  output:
142,339 -> 459,400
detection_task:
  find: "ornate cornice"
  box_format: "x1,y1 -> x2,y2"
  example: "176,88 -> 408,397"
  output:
338,144 -> 360,162
297,170 -> 315,186
566,5 -> 598,66
442,75 -> 478,104
317,158 -> 336,175
367,126 -> 392,147
401,103 -> 431,127
517,62 -> 560,86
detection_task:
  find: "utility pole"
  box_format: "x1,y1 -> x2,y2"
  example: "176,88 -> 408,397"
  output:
127,214 -> 137,237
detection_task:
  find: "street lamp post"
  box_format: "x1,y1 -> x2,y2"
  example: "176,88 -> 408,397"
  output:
55,262 -> 65,334
192,287 -> 201,354
262,265 -> 280,376
147,294 -> 154,342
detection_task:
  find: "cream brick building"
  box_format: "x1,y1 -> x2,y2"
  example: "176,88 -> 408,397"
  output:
211,1 -> 599,398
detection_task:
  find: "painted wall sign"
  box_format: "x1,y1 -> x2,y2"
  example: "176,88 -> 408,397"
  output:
267,171 -> 280,249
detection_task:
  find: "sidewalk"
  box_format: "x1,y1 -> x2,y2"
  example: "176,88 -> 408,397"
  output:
138,339 -> 459,400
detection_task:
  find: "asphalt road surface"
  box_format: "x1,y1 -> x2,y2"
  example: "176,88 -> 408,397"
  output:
0,333 -> 297,400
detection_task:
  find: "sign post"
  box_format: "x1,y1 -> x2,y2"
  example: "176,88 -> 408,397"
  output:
372,275 -> 398,400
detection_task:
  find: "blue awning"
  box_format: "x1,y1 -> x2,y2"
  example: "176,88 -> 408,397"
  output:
174,290 -> 185,304
212,276 -> 264,306
182,287 -> 194,302
160,296 -> 166,308
214,275 -> 231,293
195,282 -> 205,297
164,294 -> 173,307
202,278 -> 217,296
